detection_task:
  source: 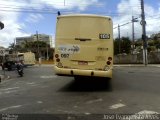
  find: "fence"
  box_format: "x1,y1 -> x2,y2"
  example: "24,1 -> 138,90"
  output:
114,52 -> 160,64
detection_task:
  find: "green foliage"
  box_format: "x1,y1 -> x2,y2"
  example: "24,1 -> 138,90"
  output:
8,41 -> 53,60
114,37 -> 131,55
114,38 -> 119,55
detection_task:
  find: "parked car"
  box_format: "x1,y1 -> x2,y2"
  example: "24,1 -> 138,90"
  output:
1,61 -> 16,71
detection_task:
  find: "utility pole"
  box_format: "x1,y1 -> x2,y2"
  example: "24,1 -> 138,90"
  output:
114,22 -> 132,54
36,31 -> 41,66
46,40 -> 49,60
118,24 -> 121,54
140,0 -> 148,66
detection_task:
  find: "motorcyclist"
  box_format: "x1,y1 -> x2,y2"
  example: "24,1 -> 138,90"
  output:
16,61 -> 24,76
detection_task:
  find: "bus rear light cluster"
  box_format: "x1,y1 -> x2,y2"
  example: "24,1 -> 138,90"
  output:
56,58 -> 60,62
55,54 -> 60,62
107,61 -> 111,65
108,57 -> 112,61
106,57 -> 112,65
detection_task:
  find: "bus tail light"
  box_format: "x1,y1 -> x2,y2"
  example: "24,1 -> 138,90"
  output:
56,58 -> 60,62
108,57 -> 112,61
107,61 -> 111,65
55,54 -> 59,58
55,54 -> 60,62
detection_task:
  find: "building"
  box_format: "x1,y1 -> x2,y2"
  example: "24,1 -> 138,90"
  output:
31,34 -> 53,47
15,34 -> 54,60
16,36 -> 32,46
16,34 -> 53,47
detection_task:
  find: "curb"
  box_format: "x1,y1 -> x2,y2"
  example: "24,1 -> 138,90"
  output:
114,64 -> 160,67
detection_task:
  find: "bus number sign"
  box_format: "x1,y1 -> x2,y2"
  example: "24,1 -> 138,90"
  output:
99,34 -> 110,39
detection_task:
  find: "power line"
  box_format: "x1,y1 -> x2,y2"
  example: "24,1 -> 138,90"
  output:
0,1 -> 104,8
0,6 -> 142,17
0,9 -> 58,14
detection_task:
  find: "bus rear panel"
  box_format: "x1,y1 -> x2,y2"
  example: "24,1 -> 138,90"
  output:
54,14 -> 113,78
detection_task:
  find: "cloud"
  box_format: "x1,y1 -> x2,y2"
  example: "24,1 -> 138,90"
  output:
113,0 -> 141,39
0,0 -> 31,47
1,0 -> 159,48
39,0 -> 98,11
25,14 -> 44,23
0,0 -> 99,47
113,0 -> 160,39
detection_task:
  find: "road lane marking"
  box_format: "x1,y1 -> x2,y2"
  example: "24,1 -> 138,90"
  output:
0,87 -> 19,91
109,103 -> 126,109
37,101 -> 43,104
85,113 -> 91,115
40,75 -> 57,79
4,90 -> 18,94
86,98 -> 103,104
0,105 -> 22,112
137,110 -> 159,114
73,106 -> 78,108
26,82 -> 35,85
0,87 -> 19,94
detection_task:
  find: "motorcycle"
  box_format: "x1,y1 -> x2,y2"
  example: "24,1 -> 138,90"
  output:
16,63 -> 24,77
17,68 -> 23,77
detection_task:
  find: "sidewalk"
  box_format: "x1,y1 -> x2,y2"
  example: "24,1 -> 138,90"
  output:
114,64 -> 160,67
34,64 -> 160,67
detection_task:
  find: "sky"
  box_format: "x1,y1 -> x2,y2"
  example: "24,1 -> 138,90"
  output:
0,0 -> 159,47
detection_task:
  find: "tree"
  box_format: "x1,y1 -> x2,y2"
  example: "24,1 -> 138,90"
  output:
8,43 -> 25,53
8,40 -> 54,60
114,37 -> 131,55
121,37 -> 131,54
114,38 -> 120,55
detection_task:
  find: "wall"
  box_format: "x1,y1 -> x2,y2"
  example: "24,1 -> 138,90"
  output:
114,52 -> 160,64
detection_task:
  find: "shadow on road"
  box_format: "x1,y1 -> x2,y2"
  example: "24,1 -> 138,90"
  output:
58,77 -> 113,92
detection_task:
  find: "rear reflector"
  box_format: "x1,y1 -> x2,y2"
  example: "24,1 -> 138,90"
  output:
56,58 -> 60,62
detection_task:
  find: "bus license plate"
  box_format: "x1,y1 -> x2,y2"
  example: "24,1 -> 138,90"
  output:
78,61 -> 88,65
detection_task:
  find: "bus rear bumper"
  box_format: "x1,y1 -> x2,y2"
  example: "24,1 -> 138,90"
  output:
54,66 -> 112,78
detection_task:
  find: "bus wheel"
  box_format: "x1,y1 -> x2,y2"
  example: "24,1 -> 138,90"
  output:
74,76 -> 81,81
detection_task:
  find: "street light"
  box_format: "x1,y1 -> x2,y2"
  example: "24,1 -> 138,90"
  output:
131,16 -> 138,54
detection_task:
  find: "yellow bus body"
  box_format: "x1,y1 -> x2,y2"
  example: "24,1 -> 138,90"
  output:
54,14 -> 113,78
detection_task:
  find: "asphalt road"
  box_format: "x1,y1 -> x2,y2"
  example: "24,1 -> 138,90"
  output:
0,65 -> 160,119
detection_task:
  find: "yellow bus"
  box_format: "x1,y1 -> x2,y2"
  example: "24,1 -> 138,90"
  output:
17,52 -> 36,66
54,14 -> 113,79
